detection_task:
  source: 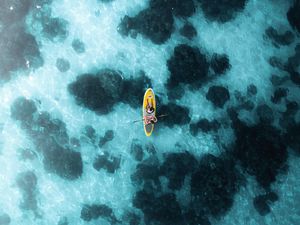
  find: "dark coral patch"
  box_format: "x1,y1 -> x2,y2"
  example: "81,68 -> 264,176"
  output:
191,154 -> 241,217
284,123 -> 300,154
82,125 -> 96,141
118,0 -> 195,44
167,44 -> 209,89
131,156 -> 161,188
68,70 -> 151,114
42,139 -> 83,179
160,152 -> 198,190
158,103 -> 191,127
285,44 -> 300,72
133,190 -> 184,225
206,85 -> 230,108
253,192 -> 279,216
247,84 -> 257,96
118,8 -> 174,44
10,97 -> 37,123
0,26 -> 43,80
68,69 -> 123,114
197,0 -> 248,23
131,139 -> 144,162
99,130 -> 114,147
16,171 -> 38,212
150,0 -> 195,18
287,0 -> 300,33
280,101 -> 298,129
120,73 -> 152,108
0,213 -> 11,225
265,27 -> 294,46
210,53 -> 231,75
56,58 -> 70,72
72,39 -> 85,54
122,212 -> 141,225
256,104 -> 274,124
229,109 -> 288,188
271,88 -> 288,104
11,97 -> 83,180
190,118 -> 220,136
0,0 -> 45,81
57,217 -> 68,225
42,17 -> 69,41
0,0 -> 32,24
179,22 -> 197,40
81,204 -> 119,223
93,152 -> 121,173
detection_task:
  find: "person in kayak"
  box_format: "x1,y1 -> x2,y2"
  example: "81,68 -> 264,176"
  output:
144,104 -> 157,125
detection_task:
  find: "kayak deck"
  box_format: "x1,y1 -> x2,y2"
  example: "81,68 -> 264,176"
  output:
143,88 -> 156,136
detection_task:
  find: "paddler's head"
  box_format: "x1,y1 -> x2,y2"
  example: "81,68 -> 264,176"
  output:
146,106 -> 154,114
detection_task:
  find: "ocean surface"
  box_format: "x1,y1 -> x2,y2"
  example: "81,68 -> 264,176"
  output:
0,0 -> 299,224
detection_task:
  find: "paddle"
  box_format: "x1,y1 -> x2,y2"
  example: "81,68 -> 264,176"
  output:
131,114 -> 169,123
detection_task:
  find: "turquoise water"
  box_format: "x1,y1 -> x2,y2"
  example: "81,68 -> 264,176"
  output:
0,0 -> 299,224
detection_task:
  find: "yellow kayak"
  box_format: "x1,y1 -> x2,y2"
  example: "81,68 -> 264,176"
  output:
143,88 -> 156,136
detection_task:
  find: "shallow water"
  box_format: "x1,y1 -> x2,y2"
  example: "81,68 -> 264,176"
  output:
0,0 -> 299,224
